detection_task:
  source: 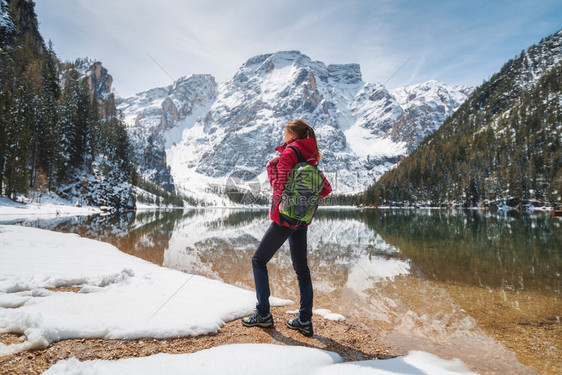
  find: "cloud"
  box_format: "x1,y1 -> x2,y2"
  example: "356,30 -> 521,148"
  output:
35,0 -> 562,97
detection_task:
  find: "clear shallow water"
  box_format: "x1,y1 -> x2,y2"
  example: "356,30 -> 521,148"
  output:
2,208 -> 560,374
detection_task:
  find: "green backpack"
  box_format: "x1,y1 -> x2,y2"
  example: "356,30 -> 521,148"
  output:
279,146 -> 325,226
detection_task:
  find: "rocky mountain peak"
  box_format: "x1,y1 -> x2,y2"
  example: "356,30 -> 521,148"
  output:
327,63 -> 362,85
243,50 -> 310,68
1,0 -> 45,53
117,73 -> 217,189
119,51 -> 471,202
74,59 -> 114,118
87,61 -> 113,110
473,28 -> 562,117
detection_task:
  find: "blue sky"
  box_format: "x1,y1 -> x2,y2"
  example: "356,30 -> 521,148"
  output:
35,0 -> 561,97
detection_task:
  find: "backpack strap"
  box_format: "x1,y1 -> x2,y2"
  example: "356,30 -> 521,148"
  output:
287,145 -> 305,163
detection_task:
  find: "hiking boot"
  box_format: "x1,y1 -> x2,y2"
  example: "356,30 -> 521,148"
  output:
286,317 -> 313,337
241,312 -> 274,328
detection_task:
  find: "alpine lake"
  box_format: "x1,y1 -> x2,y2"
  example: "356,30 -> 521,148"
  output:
3,208 -> 560,374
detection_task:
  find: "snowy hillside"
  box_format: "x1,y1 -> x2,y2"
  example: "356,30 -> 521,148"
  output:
119,51 -> 471,203
509,30 -> 562,92
118,74 -> 217,190
0,0 -> 15,33
364,29 -> 562,207
391,80 -> 473,151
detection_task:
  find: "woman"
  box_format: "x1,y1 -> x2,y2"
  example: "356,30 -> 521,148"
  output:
241,119 -> 331,337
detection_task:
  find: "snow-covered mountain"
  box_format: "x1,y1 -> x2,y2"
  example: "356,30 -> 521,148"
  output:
365,29 -> 562,207
390,81 -> 473,151
117,74 -> 217,190
118,51 -> 471,203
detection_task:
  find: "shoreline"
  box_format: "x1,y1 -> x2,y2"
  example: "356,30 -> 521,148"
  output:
0,307 -> 398,374
0,207 -> 560,374
2,193 -> 558,216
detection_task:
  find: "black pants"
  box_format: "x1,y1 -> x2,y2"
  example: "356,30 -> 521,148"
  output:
251,222 -> 313,322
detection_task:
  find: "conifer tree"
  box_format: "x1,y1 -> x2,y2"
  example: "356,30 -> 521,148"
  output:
1,0 -> 137,207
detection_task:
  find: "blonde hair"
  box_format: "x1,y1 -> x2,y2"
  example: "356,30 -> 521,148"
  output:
285,119 -> 322,160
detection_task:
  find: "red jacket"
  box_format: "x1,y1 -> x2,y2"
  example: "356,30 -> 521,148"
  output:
267,138 -> 332,227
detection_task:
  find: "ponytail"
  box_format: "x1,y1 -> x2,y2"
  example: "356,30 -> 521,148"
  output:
285,119 -> 322,161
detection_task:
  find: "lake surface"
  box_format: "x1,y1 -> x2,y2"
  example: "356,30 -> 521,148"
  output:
2,208 -> 560,374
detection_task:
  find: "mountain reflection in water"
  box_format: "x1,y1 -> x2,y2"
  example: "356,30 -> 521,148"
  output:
4,208 -> 560,375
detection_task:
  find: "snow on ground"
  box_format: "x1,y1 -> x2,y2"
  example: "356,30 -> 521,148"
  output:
0,194 -> 100,219
344,126 -> 407,160
286,308 -> 345,321
0,225 -> 290,356
0,224 -> 477,374
43,344 -> 476,375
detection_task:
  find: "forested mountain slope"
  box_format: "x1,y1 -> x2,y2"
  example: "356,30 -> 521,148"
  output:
364,30 -> 562,207
0,0 -> 135,209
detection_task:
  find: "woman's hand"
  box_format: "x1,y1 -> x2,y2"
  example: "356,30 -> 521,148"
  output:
268,156 -> 280,165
